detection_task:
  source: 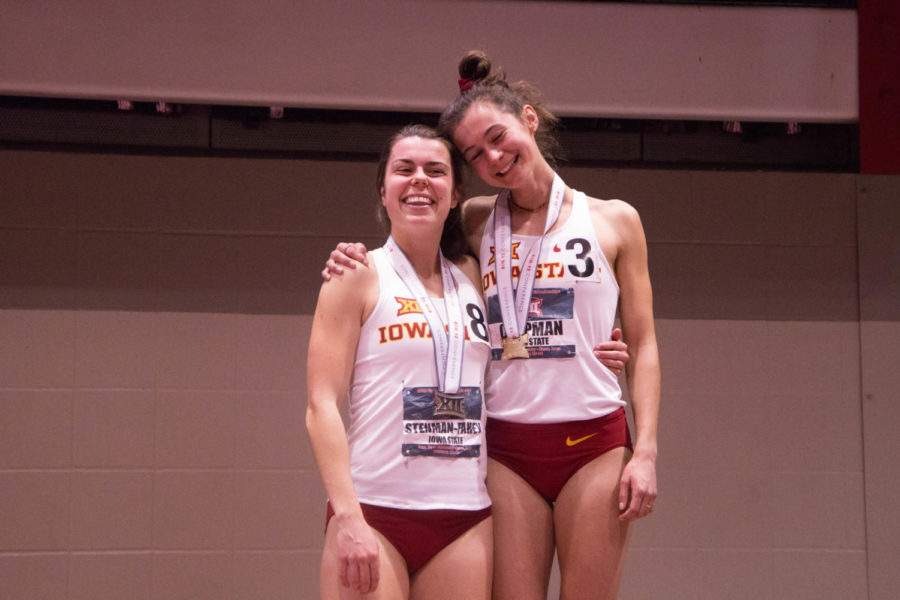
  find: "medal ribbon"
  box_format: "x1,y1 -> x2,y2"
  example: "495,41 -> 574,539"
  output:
385,237 -> 465,394
493,173 -> 566,340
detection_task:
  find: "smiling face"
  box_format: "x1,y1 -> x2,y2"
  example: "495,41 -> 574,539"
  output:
380,135 -> 458,233
452,100 -> 542,189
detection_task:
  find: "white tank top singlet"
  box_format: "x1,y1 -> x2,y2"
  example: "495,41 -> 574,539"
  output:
347,247 -> 492,510
480,190 -> 624,423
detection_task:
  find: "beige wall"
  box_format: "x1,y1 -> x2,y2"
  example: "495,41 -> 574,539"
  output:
858,176 -> 900,600
1,149 -> 896,599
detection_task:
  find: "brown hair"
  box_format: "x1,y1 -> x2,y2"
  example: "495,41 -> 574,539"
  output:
439,50 -> 561,167
374,124 -> 469,261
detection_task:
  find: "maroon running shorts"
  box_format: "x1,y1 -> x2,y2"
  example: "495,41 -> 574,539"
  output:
326,502 -> 491,573
486,407 -> 632,504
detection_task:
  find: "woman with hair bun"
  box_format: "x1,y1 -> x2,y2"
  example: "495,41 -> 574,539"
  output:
448,50 -> 659,600
325,51 -> 658,600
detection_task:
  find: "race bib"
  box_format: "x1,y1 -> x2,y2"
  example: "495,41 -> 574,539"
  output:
401,386 -> 482,458
486,287 -> 576,360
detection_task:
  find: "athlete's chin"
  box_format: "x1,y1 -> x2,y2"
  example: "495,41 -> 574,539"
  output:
393,214 -> 446,233
486,170 -> 523,190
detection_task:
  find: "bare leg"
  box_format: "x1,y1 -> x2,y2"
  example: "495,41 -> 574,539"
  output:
409,516 -> 493,600
554,447 -> 631,600
321,517 -> 409,600
487,458 -> 555,600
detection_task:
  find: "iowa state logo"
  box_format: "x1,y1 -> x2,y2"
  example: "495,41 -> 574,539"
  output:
486,242 -> 521,265
394,297 -> 422,316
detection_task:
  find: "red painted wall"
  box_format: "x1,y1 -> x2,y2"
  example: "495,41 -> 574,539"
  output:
859,0 -> 900,174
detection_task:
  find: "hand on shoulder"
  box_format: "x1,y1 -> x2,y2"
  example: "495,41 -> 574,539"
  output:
323,250 -> 375,286
322,242 -> 369,282
318,251 -> 379,323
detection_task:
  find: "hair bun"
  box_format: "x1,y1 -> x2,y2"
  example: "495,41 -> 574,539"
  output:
458,50 -> 492,83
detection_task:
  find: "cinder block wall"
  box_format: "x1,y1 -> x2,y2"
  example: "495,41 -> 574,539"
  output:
1,149 -> 896,599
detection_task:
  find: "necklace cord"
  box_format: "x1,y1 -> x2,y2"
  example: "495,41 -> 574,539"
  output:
509,195 -> 549,212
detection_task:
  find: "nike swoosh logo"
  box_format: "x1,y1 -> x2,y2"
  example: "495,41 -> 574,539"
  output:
565,433 -> 599,447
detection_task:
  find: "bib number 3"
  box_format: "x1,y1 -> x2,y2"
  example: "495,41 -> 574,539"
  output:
566,238 -> 595,278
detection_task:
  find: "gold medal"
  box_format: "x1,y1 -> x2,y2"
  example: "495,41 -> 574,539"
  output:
500,333 -> 530,360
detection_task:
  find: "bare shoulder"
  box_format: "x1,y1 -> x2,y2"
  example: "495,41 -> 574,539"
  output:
459,194 -> 497,257
324,250 -> 376,284
586,196 -> 640,223
461,195 -> 496,234
586,196 -> 646,238
452,254 -> 482,290
317,251 -> 379,316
